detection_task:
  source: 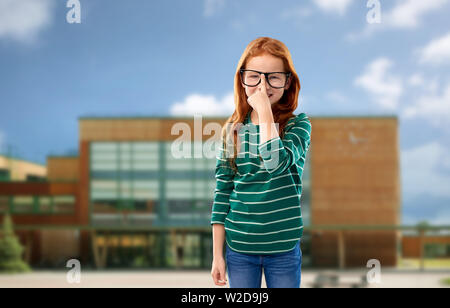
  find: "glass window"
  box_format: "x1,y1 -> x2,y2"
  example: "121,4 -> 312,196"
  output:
53,196 -> 75,213
133,142 -> 159,152
89,141 -> 217,225
91,189 -> 118,200
0,169 -> 10,182
168,200 -> 193,214
26,174 -> 46,182
91,152 -> 117,161
165,160 -> 193,171
166,180 -> 193,199
91,180 -> 118,190
12,196 -> 34,213
92,199 -> 120,213
39,197 -> 52,212
91,142 -> 117,152
91,161 -> 118,171
90,142 -> 161,217
131,161 -> 159,170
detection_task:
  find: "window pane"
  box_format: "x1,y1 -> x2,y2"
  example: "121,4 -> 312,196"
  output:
91,152 -> 117,161
132,161 -> 159,170
13,196 -> 33,213
91,189 -> 118,200
39,197 -> 52,212
92,143 -> 117,152
91,180 -> 118,190
133,142 -> 159,152
91,161 -> 118,171
53,196 -> 75,213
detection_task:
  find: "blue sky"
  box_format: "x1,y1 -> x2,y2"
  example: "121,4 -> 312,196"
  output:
0,0 -> 450,224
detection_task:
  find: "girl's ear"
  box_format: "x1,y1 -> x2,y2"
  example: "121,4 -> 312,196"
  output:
284,75 -> 292,90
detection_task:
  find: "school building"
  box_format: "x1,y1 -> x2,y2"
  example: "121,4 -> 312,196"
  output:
0,114 -> 415,269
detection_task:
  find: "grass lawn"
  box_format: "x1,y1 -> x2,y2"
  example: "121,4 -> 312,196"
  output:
440,278 -> 450,286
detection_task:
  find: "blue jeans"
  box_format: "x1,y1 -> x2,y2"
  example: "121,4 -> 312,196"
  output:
225,241 -> 302,288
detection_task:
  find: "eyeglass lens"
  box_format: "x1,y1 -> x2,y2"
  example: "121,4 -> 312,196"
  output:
242,71 -> 287,88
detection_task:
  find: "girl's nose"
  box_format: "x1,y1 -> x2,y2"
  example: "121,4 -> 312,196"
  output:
262,75 -> 272,89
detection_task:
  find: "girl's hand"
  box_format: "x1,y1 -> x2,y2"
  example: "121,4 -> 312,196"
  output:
211,257 -> 228,286
247,74 -> 271,113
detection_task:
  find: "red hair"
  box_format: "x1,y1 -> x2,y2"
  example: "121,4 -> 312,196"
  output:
221,37 -> 301,174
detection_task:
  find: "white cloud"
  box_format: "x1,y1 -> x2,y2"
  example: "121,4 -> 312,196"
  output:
418,32 -> 450,65
401,141 -> 450,200
170,92 -> 234,116
203,0 -> 226,18
346,0 -> 449,41
443,154 -> 450,169
312,0 -> 354,16
354,57 -> 403,110
407,73 -> 439,93
385,0 -> 448,29
0,0 -> 55,44
408,73 -> 424,87
402,82 -> 450,131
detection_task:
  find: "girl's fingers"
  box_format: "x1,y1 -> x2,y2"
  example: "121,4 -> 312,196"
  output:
212,270 -> 226,286
259,74 -> 267,94
220,270 -> 227,284
213,272 -> 221,285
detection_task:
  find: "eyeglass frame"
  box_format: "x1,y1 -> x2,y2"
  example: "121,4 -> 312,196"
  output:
239,69 -> 292,89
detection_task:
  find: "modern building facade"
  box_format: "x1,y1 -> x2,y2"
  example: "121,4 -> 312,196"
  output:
0,114 -> 403,268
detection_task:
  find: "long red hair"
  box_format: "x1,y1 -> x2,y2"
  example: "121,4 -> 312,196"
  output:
221,37 -> 301,174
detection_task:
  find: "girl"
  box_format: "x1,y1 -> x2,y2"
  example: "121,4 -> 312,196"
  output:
210,37 -> 312,288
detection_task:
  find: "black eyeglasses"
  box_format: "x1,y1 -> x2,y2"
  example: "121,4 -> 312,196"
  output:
240,69 -> 291,89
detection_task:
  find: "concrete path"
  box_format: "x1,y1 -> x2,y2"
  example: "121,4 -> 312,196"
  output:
0,269 -> 449,288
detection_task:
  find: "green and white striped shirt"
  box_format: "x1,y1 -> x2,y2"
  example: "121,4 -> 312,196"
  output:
211,110 -> 312,254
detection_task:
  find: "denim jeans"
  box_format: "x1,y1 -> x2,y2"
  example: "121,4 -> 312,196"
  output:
225,240 -> 302,288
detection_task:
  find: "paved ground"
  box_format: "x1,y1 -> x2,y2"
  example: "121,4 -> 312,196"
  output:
1,269 -> 450,288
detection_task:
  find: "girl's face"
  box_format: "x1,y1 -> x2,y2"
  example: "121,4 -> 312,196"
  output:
242,53 -> 291,106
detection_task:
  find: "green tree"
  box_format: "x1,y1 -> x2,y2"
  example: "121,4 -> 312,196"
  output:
0,213 -> 31,273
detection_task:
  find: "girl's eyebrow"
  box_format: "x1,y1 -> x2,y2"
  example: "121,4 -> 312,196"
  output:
245,69 -> 286,73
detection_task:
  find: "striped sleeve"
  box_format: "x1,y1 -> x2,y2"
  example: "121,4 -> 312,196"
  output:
258,114 -> 311,176
210,144 -> 235,225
